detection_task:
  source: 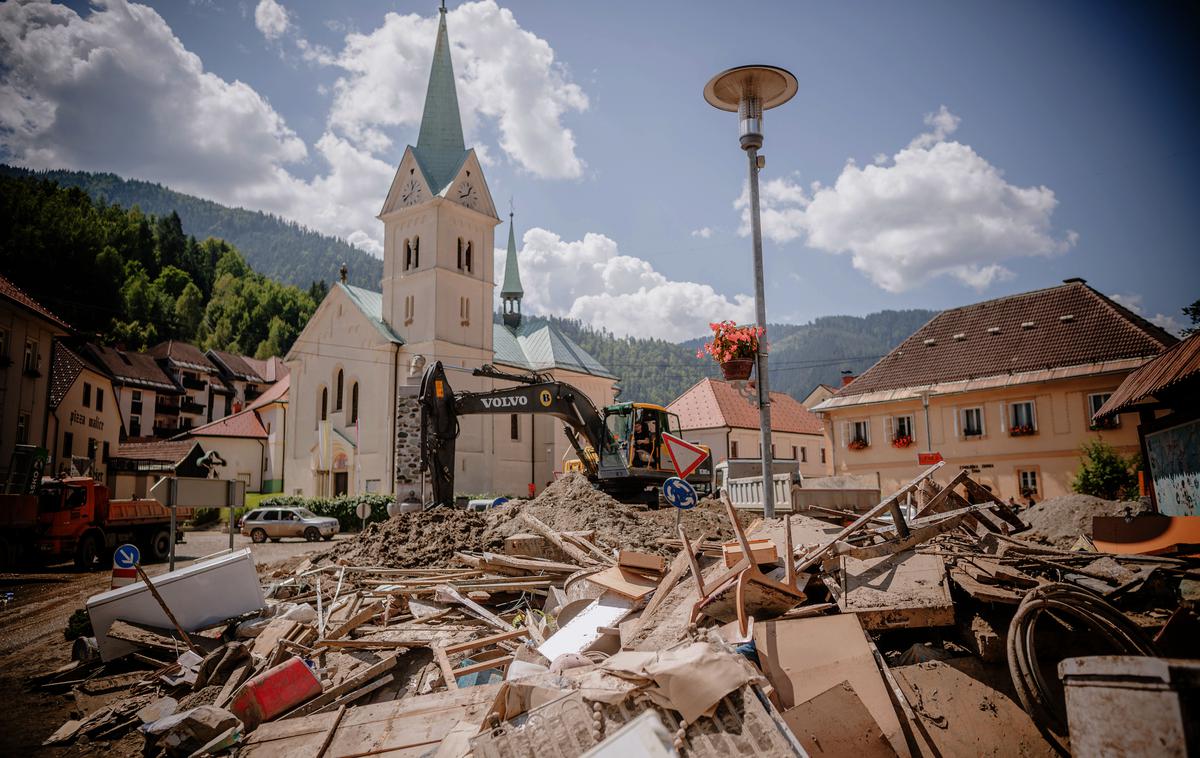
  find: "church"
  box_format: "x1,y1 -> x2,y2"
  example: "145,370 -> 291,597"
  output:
282,6 -> 617,500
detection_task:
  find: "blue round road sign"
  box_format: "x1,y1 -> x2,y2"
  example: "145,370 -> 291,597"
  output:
662,477 -> 698,510
113,543 -> 140,569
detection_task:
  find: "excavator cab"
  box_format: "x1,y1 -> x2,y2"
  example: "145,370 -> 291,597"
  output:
599,403 -> 680,473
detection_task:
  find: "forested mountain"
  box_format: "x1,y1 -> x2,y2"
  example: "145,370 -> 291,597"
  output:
0,173 -> 319,357
523,310 -> 936,406
0,165 -> 382,290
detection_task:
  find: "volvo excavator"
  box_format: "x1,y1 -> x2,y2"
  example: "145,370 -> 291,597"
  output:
418,361 -> 712,507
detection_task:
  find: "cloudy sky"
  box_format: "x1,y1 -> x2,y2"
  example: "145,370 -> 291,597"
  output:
2,1 -> 1197,339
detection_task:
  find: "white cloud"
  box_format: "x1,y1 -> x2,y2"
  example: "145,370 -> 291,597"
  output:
254,0 -> 290,40
736,107 -> 1077,292
690,227 -> 713,239
1110,293 -> 1185,336
495,228 -> 754,340
321,1 -> 588,179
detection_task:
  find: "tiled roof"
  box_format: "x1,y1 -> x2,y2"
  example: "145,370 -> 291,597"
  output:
208,350 -> 267,382
182,407 -> 268,439
84,343 -> 180,392
669,378 -> 825,435
243,355 -> 288,383
247,374 -> 289,410
0,274 -> 72,331
49,342 -> 85,409
112,439 -> 200,463
493,319 -> 617,380
149,340 -> 219,372
839,280 -> 1177,397
339,284 -> 405,344
1096,334 -> 1200,418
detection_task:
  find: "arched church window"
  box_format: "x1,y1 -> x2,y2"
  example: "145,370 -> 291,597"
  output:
351,383 -> 359,425
319,386 -> 328,423
457,237 -> 464,270
404,239 -> 412,271
335,369 -> 344,411
412,236 -> 420,268
465,241 -> 473,273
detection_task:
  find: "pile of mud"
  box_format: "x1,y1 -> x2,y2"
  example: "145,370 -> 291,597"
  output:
334,509 -> 504,568
1017,493 -> 1143,549
489,473 -> 739,555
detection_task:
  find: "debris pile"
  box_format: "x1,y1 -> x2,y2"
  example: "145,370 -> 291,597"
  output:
31,462 -> 1200,757
1017,492 -> 1144,548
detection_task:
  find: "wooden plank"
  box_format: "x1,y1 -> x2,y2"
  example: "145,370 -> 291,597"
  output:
584,565 -> 659,600
442,627 -> 528,656
432,644 -> 458,690
323,600 -> 383,640
617,550 -> 666,573
912,469 -> 971,519
105,620 -> 185,653
315,639 -> 427,649
448,656 -> 513,680
250,618 -> 299,658
313,674 -> 394,715
795,462 -> 945,574
518,511 -> 597,566
840,550 -> 955,631
433,585 -> 519,635
722,538 -> 778,567
634,537 -> 699,636
313,704 -> 347,758
850,502 -> 1002,560
563,532 -> 617,565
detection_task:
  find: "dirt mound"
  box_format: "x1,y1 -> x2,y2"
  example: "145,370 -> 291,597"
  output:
490,473 -> 738,555
336,509 -> 503,568
1017,494 -> 1141,549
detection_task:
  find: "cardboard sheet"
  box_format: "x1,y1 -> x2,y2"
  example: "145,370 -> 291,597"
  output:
601,642 -> 763,723
537,594 -> 631,662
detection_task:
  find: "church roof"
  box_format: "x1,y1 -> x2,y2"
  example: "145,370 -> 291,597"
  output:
493,319 -> 618,380
412,6 -> 468,194
500,214 -> 524,298
338,283 -> 405,344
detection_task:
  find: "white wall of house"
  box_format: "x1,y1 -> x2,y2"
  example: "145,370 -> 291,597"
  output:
49,367 -> 121,480
0,301 -> 66,469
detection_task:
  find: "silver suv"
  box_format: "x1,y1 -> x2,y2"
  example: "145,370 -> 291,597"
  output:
241,507 -> 339,543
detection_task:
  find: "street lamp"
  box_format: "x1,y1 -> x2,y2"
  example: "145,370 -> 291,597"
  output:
705,65 -> 798,519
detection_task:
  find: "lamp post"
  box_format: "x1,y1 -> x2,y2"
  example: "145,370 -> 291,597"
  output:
705,65 -> 798,519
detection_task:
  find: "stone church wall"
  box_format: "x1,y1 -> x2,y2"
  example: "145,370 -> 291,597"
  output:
395,386 -> 422,492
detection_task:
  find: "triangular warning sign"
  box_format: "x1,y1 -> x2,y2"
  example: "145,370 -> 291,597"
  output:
662,432 -> 709,479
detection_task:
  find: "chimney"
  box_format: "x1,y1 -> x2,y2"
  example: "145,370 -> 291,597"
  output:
841,374 -> 856,387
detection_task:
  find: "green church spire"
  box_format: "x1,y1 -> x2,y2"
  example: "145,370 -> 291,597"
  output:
501,213 -> 524,328
413,3 -> 467,192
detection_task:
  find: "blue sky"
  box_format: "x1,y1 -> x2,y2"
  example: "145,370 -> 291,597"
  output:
3,1 -> 1197,339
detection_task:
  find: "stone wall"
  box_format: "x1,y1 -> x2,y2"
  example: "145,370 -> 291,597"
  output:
394,386 -> 422,491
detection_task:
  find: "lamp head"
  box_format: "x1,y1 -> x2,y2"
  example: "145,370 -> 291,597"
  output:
704,65 -> 798,151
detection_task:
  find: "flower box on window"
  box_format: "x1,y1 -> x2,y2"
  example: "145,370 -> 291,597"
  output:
1090,417 -> 1119,431
1010,424 -> 1036,437
891,434 -> 914,449
848,438 -> 870,451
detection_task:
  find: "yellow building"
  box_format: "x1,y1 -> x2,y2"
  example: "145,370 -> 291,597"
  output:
812,279 -> 1177,501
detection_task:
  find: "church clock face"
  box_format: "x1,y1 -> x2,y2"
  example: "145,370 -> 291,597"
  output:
456,182 -> 479,210
401,178 -> 422,206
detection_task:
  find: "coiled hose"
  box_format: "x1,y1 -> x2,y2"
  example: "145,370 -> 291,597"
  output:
1007,582 -> 1157,756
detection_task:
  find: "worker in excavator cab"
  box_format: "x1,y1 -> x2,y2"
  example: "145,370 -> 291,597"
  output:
632,420 -> 653,467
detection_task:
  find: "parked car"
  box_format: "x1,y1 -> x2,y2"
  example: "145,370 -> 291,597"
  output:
240,507 -> 339,543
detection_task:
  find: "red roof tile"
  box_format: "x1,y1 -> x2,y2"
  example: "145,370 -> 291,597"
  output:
0,274 -> 72,331
184,408 -> 268,439
669,378 -> 824,435
149,340 -> 218,372
840,280 -> 1177,397
83,343 -> 180,392
247,374 -> 289,411
113,439 -> 200,463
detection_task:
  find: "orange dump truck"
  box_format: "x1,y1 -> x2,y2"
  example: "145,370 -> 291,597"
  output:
0,477 -> 191,569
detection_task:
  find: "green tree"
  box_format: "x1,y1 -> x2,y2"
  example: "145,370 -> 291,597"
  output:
1072,440 -> 1140,500
1182,298 -> 1199,337
174,281 -> 204,336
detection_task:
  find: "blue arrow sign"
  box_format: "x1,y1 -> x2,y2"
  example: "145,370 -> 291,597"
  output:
113,543 -> 140,569
662,477 -> 698,510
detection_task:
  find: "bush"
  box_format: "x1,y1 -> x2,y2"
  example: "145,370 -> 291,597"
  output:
258,492 -> 395,531
1072,440 -> 1140,500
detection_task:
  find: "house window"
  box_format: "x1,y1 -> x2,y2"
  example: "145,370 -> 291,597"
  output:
16,412 -> 29,444
102,441 -> 110,463
131,390 -> 143,415
791,445 -> 798,460
1010,401 -> 1036,435
96,388 -> 104,412
350,383 -> 359,424
800,447 -> 808,463
1089,393 -> 1119,430
893,415 -> 914,444
129,416 -> 141,437
850,420 -> 870,449
820,448 -> 826,464
23,340 -> 37,374
83,382 -> 92,408
1018,469 -> 1039,498
962,407 -> 984,437
335,369 -> 344,411
87,438 -> 97,461
0,328 -> 7,360
730,440 -> 739,458
510,414 -> 520,441
63,431 -> 74,458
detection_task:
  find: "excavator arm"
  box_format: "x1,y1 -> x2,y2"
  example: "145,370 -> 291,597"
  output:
418,361 -> 609,507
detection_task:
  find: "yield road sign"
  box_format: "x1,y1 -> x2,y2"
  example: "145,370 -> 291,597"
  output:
662,433 -> 708,479
662,477 -> 698,510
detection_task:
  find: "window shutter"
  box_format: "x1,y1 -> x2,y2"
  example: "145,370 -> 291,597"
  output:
842,421 -> 849,448
953,406 -> 959,437
1030,399 -> 1038,431
999,402 -> 1007,433
887,416 -> 894,442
